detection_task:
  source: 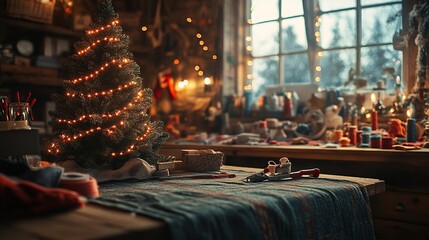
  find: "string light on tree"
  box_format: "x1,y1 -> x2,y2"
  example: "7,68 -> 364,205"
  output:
46,0 -> 171,169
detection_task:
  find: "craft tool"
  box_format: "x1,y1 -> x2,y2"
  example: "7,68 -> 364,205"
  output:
244,168 -> 320,183
157,172 -> 236,180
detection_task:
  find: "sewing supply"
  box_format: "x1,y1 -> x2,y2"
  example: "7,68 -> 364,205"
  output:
360,133 -> 370,147
381,137 -> 393,149
361,126 -> 371,133
244,168 -> 320,183
59,172 -> 99,198
339,137 -> 350,147
370,134 -> 381,148
356,130 -> 362,146
333,129 -> 343,143
348,125 -> 357,145
406,118 -> 417,142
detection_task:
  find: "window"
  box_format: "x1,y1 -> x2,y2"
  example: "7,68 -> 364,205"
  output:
243,0 -> 403,96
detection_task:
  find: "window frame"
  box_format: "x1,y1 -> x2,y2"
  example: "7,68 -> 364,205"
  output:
242,0 -> 404,94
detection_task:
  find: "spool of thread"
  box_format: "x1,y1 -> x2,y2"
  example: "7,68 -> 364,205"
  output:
360,133 -> 370,147
370,134 -> 381,148
59,172 -> 99,198
371,110 -> 378,131
362,126 -> 372,133
283,95 -> 292,117
356,130 -> 363,146
266,118 -> 279,129
348,125 -> 357,145
333,129 -> 343,144
406,118 -> 417,142
381,137 -> 393,149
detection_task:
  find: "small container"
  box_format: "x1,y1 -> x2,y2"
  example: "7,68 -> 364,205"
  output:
9,102 -> 31,121
184,149 -> 224,172
370,134 -> 381,148
381,137 -> 393,149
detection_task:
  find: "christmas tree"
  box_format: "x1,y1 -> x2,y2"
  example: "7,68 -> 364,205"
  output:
46,0 -> 171,169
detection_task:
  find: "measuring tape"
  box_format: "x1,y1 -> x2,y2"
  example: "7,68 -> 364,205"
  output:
59,172 -> 99,198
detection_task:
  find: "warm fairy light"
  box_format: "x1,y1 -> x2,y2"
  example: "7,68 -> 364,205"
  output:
60,119 -> 126,143
199,40 -> 205,45
407,108 -> 413,118
178,81 -> 185,89
318,51 -> 323,57
315,77 -> 320,82
315,22 -> 320,27
366,113 -> 371,119
315,32 -> 320,37
371,93 -> 376,105
247,74 -> 253,79
245,36 -> 252,42
390,108 -> 395,113
196,33 -> 202,38
204,77 -> 211,85
247,60 -> 253,66
246,46 -> 253,51
60,104 -> 145,128
77,37 -> 120,55
244,84 -> 252,91
198,70 -> 204,76
67,58 -> 130,84
194,65 -> 200,71
173,59 -> 180,65
86,20 -> 119,35
186,17 -> 192,23
315,66 -> 321,71
212,54 -> 217,60
361,107 -> 366,114
247,19 -> 252,24
66,80 -> 137,98
202,46 -> 208,51
141,26 -> 148,31
316,37 -> 320,42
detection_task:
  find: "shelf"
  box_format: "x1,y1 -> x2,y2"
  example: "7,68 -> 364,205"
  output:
0,63 -> 63,86
0,17 -> 81,38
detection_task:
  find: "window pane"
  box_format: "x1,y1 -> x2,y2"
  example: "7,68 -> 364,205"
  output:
320,10 -> 356,48
251,22 -> 279,57
252,57 -> 279,95
361,45 -> 402,87
320,49 -> 356,88
281,17 -> 307,53
250,0 -> 279,24
361,0 -> 400,6
319,0 -> 355,11
281,0 -> 303,18
282,53 -> 310,84
361,4 -> 402,45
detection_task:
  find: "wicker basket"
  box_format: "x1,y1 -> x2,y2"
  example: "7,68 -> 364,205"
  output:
5,0 -> 56,24
185,150 -> 224,172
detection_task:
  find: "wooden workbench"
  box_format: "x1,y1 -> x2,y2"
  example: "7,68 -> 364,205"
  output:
0,166 -> 384,240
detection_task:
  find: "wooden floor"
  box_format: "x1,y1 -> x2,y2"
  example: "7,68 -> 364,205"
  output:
0,166 -> 384,240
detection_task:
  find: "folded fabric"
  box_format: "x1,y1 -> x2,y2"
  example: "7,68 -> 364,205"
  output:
0,174 -> 84,221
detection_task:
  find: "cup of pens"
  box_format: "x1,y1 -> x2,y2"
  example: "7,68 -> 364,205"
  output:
0,92 -> 36,130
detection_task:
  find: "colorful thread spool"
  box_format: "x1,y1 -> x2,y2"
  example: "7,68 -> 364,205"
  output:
348,125 -> 357,145
362,126 -> 372,133
370,134 -> 381,148
381,137 -> 393,149
333,129 -> 343,144
406,118 -> 417,142
356,130 -> 363,146
59,172 -> 99,198
360,133 -> 370,147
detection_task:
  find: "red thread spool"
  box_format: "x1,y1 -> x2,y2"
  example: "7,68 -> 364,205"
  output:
348,125 -> 357,145
356,130 -> 363,146
381,137 -> 393,149
59,172 -> 99,198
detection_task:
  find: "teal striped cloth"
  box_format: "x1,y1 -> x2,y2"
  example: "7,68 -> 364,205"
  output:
91,169 -> 375,240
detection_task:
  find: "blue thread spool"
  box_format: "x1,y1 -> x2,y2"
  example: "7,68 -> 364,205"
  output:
360,133 -> 370,147
370,134 -> 381,148
406,118 -> 417,142
362,126 -> 372,133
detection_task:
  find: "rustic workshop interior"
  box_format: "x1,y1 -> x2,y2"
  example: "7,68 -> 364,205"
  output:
0,0 -> 428,239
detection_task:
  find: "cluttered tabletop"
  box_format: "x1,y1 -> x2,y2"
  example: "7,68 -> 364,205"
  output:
1,164 -> 385,240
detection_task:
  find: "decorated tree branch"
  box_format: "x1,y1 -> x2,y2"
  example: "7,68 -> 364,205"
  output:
46,0 -> 171,169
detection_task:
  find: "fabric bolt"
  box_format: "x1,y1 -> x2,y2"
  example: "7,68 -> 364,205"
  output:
91,169 -> 375,240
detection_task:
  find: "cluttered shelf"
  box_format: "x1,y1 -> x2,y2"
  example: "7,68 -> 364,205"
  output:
0,63 -> 63,86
